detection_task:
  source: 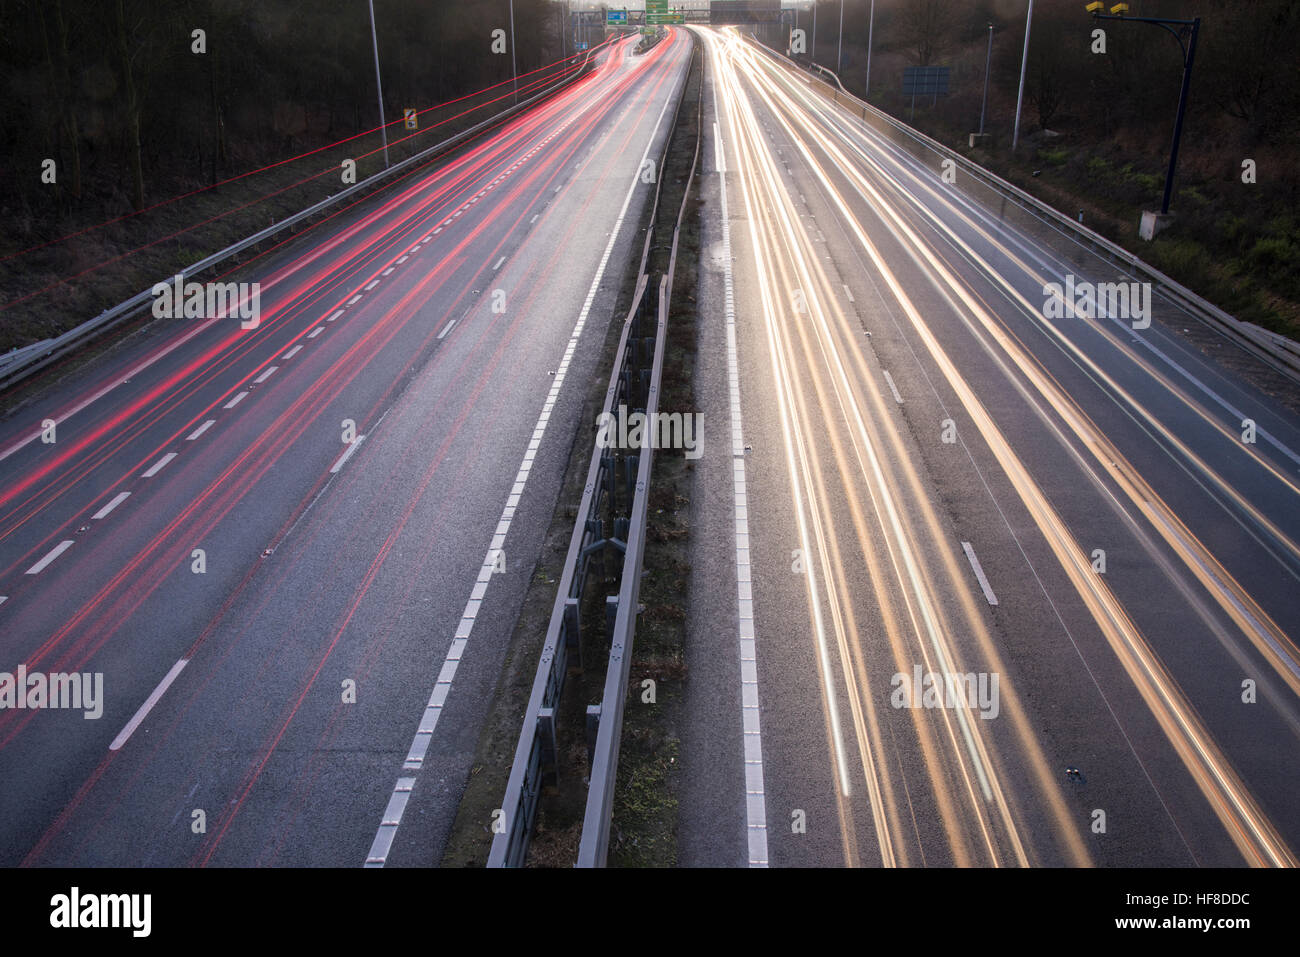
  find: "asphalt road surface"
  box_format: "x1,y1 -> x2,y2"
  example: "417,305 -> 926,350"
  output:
0,30 -> 690,867
679,27 -> 1300,868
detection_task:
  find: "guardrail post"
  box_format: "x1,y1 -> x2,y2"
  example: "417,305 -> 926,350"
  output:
605,595 -> 619,644
538,706 -> 559,790
563,596 -> 584,665
585,705 -> 601,767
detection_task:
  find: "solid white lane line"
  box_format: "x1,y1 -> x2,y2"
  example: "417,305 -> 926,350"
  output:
253,366 -> 278,384
92,491 -> 131,520
186,419 -> 215,441
713,66 -> 769,868
330,436 -> 366,474
109,659 -> 188,751
282,345 -> 303,360
26,540 -> 74,575
883,369 -> 903,404
961,541 -> 999,606
365,82 -> 679,868
141,452 -> 177,478
224,391 -> 248,410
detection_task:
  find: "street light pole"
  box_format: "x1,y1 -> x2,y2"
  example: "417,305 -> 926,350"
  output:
865,0 -> 875,97
509,0 -> 519,104
367,0 -> 389,167
979,22 -> 993,135
837,0 -> 844,75
812,2 -> 817,67
1012,0 -> 1034,151
1091,10 -> 1201,216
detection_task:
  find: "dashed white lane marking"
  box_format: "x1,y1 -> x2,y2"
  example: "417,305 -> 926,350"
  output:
382,267 -> 395,276
422,234 -> 432,241
493,257 -> 505,271
364,85 -> 678,869
961,541 -> 999,606
253,366 -> 278,384
530,214 -> 539,224
348,295 -> 362,305
329,436 -> 366,474
714,91 -> 769,868
843,283 -> 855,303
141,452 -> 177,478
27,540 -> 74,575
396,255 -> 409,264
433,227 -> 443,235
327,310 -> 343,322
187,419 -> 215,441
110,658 -> 188,751
437,319 -> 456,340
364,279 -> 380,291
224,391 -> 248,410
0,316 -> 221,465
92,491 -> 131,520
0,596 -> 7,606
883,369 -> 903,404
308,327 -> 324,339
282,345 -> 303,360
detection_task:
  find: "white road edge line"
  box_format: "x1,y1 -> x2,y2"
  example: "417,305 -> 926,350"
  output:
141,452 -> 177,478
961,541 -> 999,606
714,64 -> 769,868
92,491 -> 131,520
110,659 -> 188,751
364,81 -> 679,869
330,436 -> 366,474
26,540 -> 74,575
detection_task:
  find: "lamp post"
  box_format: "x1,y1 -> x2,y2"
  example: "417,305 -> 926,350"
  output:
367,0 -> 389,167
837,0 -> 844,75
509,0 -> 518,105
1012,0 -> 1034,151
1089,3 -> 1201,218
979,22 -> 993,135
812,1 -> 818,67
864,0 -> 875,97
